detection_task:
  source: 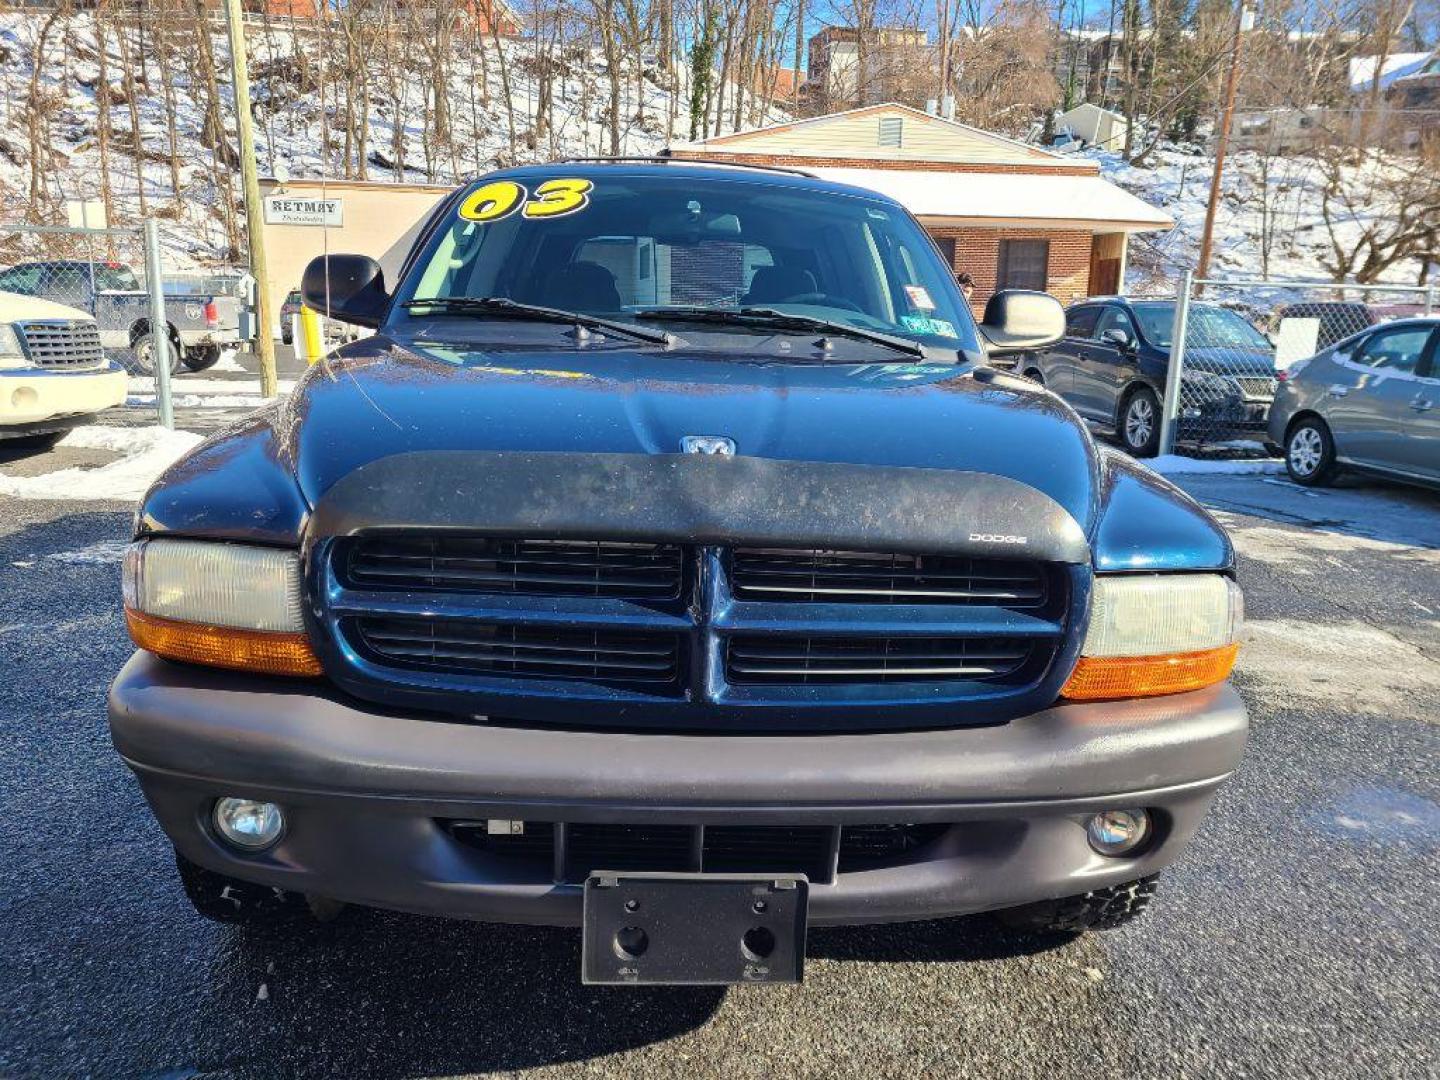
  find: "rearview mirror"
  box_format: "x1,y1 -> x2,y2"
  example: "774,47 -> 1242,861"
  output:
977,290 -> 1065,356
301,254 -> 390,328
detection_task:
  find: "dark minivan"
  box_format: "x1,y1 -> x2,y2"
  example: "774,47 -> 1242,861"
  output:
1018,297 -> 1278,456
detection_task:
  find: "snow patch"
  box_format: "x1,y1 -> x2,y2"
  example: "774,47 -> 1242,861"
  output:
0,425 -> 203,502
45,539 -> 131,564
210,348 -> 246,373
1149,455 -> 1284,475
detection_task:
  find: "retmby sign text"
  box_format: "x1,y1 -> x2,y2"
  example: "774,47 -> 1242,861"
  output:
263,196 -> 343,228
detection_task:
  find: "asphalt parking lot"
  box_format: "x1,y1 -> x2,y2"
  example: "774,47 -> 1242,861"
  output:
1,379 -> 1437,1078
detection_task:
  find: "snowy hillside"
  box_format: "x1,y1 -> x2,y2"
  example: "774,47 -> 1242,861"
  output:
1094,144 -> 1435,293
0,11 -> 776,267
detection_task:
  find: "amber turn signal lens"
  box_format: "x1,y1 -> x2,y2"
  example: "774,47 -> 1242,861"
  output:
125,608 -> 322,677
1060,643 -> 1238,701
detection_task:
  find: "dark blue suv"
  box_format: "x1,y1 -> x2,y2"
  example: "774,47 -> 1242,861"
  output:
107,162 -> 1246,985
1018,297 -> 1278,456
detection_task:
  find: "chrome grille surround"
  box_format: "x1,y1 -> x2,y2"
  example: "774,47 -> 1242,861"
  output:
1231,375 -> 1278,401
16,319 -> 105,369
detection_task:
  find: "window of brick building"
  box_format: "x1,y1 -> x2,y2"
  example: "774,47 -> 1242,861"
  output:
932,236 -> 957,272
997,239 -> 1049,291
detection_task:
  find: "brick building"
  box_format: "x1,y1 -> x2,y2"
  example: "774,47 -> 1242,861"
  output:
669,103 -> 1172,312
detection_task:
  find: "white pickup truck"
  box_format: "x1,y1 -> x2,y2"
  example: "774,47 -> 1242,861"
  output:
0,290 -> 127,449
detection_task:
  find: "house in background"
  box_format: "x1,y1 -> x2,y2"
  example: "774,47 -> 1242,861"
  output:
1054,103 -> 1130,152
805,26 -> 931,111
669,102 -> 1172,311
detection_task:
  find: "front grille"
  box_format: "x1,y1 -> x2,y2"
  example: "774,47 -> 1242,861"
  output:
346,536 -> 684,600
445,820 -> 945,884
730,547 -> 1046,608
1232,376 -> 1278,401
355,616 -> 682,686
726,635 -> 1033,685
17,320 -> 104,368
327,534 -> 1072,725
837,823 -> 949,869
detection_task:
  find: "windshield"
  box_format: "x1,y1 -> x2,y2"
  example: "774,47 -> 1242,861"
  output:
1132,302 -> 1270,350
395,171 -> 978,352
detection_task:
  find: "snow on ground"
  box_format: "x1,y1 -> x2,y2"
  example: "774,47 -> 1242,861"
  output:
0,425 -> 203,502
1149,454 -> 1284,475
1093,143 -> 1434,296
125,375 -> 296,410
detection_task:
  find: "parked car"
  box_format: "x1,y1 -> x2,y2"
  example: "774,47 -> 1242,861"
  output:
1268,317 -> 1439,489
0,289 -> 127,449
279,289 -> 302,345
0,260 -> 242,375
1268,301 -> 1434,356
1018,297 -> 1279,456
109,162 -> 1247,986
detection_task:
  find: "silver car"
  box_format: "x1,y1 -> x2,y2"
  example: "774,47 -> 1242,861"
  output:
1268,317 -> 1440,488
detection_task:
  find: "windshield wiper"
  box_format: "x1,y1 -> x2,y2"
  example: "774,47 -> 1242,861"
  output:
632,305 -> 927,359
401,296 -> 673,346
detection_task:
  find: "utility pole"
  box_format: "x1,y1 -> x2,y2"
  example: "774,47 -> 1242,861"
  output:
1196,2 -> 1253,285
223,0 -> 279,398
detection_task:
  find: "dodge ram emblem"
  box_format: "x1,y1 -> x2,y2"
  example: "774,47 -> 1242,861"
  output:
681,435 -> 736,456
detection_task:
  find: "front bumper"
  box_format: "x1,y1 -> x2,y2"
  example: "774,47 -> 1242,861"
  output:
0,363 -> 126,425
109,651 -> 1248,926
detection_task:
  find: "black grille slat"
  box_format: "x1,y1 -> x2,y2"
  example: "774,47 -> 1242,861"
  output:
731,547 -> 1047,607
726,635 -> 1033,685
17,320 -> 105,368
357,617 -> 682,686
347,536 -> 684,600
443,820 -> 952,884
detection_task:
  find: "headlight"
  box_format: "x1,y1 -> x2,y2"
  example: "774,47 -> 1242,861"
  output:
122,539 -> 321,676
1061,574 -> 1242,700
0,323 -> 28,368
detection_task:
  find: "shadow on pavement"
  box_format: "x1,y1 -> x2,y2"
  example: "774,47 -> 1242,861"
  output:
193,911 -> 725,1077
172,907 -> 1074,1077
809,914 -> 1074,964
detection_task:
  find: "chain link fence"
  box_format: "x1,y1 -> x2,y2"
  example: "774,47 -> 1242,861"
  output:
1156,274 -> 1437,456
0,221 -> 255,428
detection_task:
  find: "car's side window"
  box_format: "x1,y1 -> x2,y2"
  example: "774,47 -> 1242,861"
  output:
1065,305 -> 1100,339
1351,326 -> 1432,375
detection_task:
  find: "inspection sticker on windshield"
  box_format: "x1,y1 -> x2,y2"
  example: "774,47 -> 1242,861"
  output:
901,315 -> 958,339
458,178 -> 594,223
904,284 -> 936,310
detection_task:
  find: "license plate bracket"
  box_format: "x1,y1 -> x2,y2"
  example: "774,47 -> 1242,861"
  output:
582,872 -> 808,985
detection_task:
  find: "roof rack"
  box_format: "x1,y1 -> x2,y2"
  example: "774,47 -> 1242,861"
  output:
552,154 -> 818,179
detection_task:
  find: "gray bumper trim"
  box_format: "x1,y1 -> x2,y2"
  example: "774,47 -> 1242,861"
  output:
110,652 -> 1247,810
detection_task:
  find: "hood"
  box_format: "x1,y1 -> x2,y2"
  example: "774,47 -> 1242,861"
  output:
0,289 -> 92,322
1180,346 -> 1277,376
280,338 -> 1103,531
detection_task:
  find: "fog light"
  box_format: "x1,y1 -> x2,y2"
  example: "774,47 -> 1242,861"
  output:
1086,809 -> 1149,856
213,797 -> 284,850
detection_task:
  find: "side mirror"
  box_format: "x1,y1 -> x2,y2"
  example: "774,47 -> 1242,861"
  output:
301,254 -> 389,328
1099,327 -> 1134,350
977,289 -> 1065,356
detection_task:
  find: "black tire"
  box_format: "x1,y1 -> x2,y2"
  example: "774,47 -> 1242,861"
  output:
996,875 -> 1159,933
1119,387 -> 1162,457
129,332 -> 181,378
174,848 -> 309,926
1284,416 -> 1339,487
282,330 -> 293,346
1022,366 -> 1045,386
181,344 -> 221,372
